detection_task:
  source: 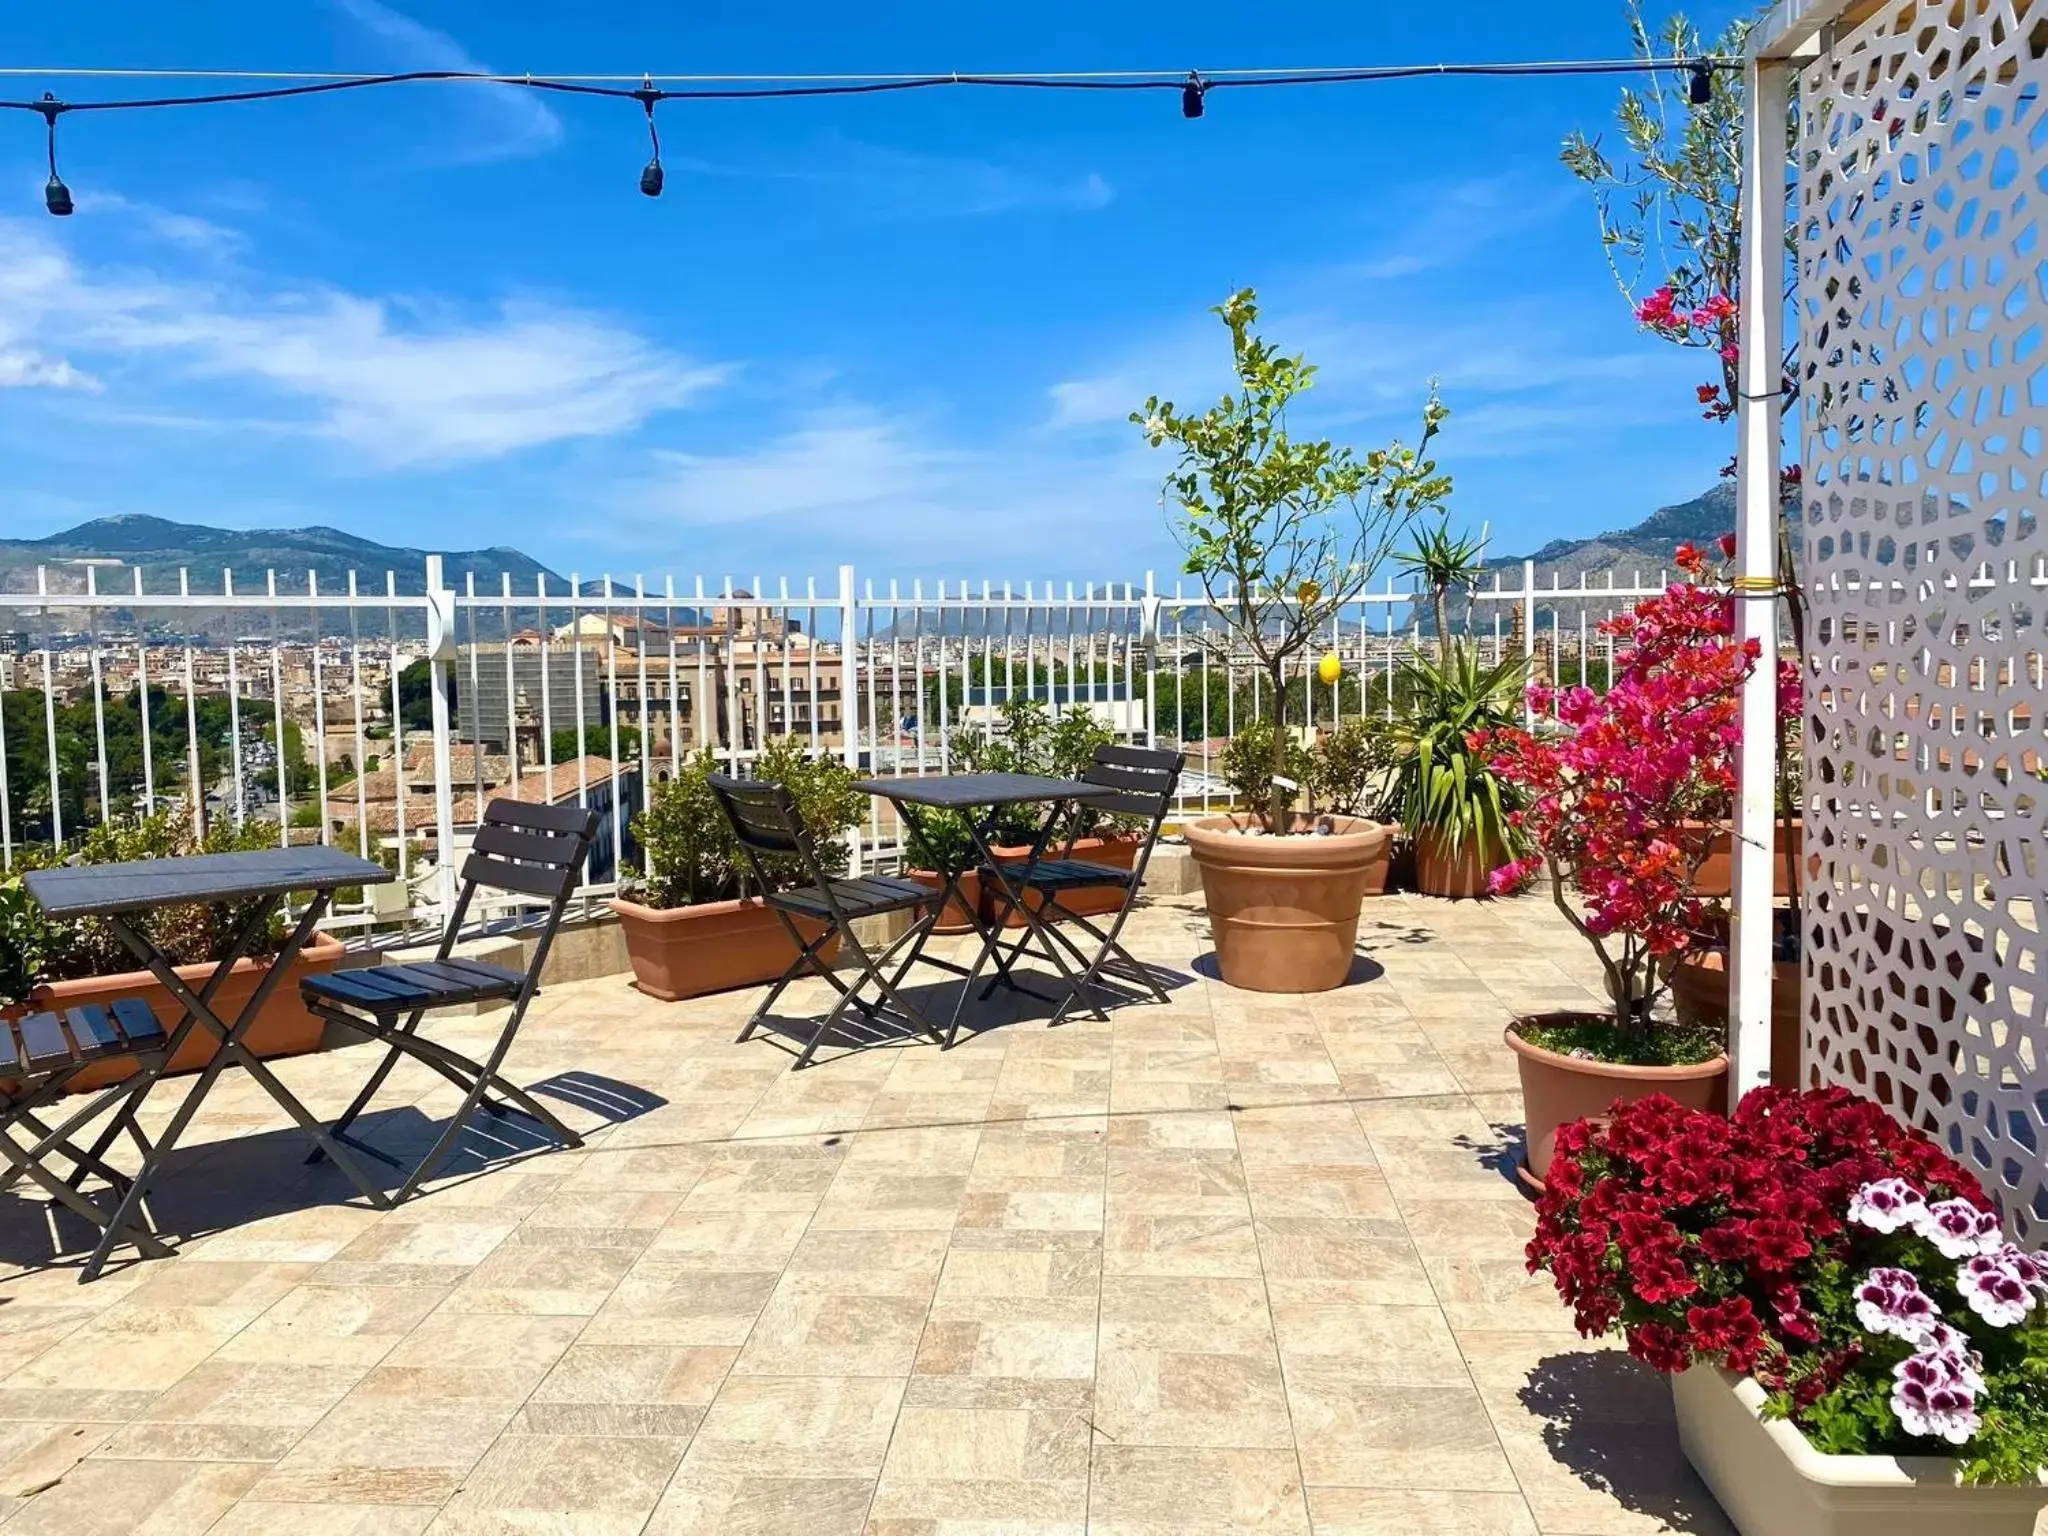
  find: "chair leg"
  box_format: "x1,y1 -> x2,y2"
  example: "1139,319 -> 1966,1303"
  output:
1048,891 -> 1164,1024
0,1115 -> 172,1260
737,928 -> 836,1044
306,1006 -> 429,1165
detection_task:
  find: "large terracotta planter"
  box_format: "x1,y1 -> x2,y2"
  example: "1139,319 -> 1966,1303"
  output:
983,832 -> 1144,927
1504,1013 -> 1728,1182
1412,826 -> 1508,899
1672,1365 -> 2048,1536
612,897 -> 838,1002
1669,949 -> 1804,1089
1182,814 -> 1394,993
1686,817 -> 1803,899
907,870 -> 981,936
33,930 -> 347,1092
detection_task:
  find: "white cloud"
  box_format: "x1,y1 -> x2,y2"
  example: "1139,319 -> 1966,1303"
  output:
0,347 -> 97,390
328,0 -> 562,164
0,220 -> 723,465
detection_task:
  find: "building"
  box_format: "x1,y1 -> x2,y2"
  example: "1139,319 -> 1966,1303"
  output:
455,645 -> 606,756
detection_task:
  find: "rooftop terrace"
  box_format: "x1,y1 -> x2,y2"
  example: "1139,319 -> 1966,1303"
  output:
0,891 -> 1730,1535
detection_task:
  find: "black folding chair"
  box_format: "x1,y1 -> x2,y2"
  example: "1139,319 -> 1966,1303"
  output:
709,773 -> 946,1069
300,798 -> 598,1201
979,744 -> 1185,1024
0,1000 -> 173,1261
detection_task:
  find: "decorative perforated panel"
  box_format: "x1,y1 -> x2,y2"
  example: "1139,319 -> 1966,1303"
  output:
1799,0 -> 2048,1240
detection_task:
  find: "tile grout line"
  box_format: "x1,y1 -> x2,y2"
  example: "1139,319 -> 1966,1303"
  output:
1345,1036 -> 1541,1527
850,1025 -> 1008,1534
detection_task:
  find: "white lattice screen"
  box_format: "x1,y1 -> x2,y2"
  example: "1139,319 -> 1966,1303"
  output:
1799,0 -> 2048,1240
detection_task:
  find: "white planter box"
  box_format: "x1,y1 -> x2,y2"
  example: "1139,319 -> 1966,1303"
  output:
1672,1365 -> 2048,1536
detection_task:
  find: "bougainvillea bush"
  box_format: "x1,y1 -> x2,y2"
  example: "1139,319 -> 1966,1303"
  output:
1529,1088 -> 2048,1483
1479,538 -> 1800,1059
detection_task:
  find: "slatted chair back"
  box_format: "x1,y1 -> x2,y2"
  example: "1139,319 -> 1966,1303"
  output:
448,799 -> 600,972
1068,744 -> 1186,881
707,773 -> 836,907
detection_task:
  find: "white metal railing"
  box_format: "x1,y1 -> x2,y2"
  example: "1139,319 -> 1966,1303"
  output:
0,553 -> 1693,936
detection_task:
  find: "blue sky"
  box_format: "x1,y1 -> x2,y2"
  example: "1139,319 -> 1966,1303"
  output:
1,1 -> 1747,584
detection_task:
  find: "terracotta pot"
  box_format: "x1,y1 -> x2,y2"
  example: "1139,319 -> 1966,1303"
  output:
1504,1013 -> 1729,1183
1412,826 -> 1508,899
33,930 -> 347,1092
907,870 -> 981,936
1669,949 -> 1805,1089
612,896 -> 839,1002
1182,814 -> 1395,993
983,832 -> 1144,927
1685,817 -> 1804,899
1673,1365 -> 2048,1536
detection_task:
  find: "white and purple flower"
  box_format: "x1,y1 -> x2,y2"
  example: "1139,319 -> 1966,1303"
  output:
1916,1199 -> 2004,1259
1853,1267 -> 1943,1343
1890,1346 -> 1984,1445
1848,1177 -> 1930,1235
1957,1246 -> 2043,1328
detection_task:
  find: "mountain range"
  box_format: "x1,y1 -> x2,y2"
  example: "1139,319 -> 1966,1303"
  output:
0,486 -> 1740,622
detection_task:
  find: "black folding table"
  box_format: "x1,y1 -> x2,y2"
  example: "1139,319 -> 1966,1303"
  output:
23,846 -> 393,1280
857,772 -> 1120,1044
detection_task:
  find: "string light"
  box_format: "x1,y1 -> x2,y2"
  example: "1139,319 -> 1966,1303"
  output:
4,56 -> 1741,212
38,93 -> 71,216
635,77 -> 662,197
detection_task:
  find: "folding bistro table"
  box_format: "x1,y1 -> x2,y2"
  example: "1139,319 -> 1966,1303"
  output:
22,846 -> 393,1280
856,772 -> 1120,1044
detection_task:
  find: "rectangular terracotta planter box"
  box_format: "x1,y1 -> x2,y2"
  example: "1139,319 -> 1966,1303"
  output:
907,870 -> 981,936
1672,1365 -> 2048,1536
31,930 -> 347,1092
983,833 -> 1143,927
612,896 -> 838,1001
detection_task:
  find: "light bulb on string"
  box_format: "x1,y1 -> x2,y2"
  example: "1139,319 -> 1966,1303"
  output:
637,79 -> 664,197
39,94 -> 72,217
1182,73 -> 1206,119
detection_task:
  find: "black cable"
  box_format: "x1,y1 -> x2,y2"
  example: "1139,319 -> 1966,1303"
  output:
0,56 -> 1741,117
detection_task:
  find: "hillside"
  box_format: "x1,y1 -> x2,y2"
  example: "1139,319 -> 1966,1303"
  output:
1499,482 -> 1737,584
0,515 -> 567,599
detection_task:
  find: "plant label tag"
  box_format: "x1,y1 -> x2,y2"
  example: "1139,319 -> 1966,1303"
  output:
1271,775 -> 1299,792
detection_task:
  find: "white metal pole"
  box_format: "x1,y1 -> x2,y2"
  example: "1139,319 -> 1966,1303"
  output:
1728,53 -> 1791,1104
425,554 -> 460,917
1520,558 -> 1537,729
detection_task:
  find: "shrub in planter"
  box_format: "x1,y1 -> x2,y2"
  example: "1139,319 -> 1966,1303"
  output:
1529,1089 -> 2048,1530
614,738 -> 867,1001
1478,545 -> 1775,1178
1380,643 -> 1527,897
919,697 -> 1134,929
1137,287 -> 1443,991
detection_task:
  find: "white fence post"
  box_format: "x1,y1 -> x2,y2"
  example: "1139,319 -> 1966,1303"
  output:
837,562 -> 860,874
1521,558 -> 1538,728
424,554 -> 460,919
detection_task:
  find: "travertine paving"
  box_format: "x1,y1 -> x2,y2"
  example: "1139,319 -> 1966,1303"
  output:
0,892 -> 1735,1534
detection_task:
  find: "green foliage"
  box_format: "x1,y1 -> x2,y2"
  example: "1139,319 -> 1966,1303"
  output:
1381,643 -> 1528,854
1220,720 -> 1307,821
1136,287 -> 1450,831
635,739 -> 865,910
0,686 -> 313,841
1301,718 -> 1396,818
1395,518 -> 1491,639
548,724 -> 642,765
948,698 -> 1117,843
0,813 -> 287,1009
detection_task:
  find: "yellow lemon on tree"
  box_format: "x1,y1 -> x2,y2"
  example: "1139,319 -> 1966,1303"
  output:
1317,651 -> 1342,686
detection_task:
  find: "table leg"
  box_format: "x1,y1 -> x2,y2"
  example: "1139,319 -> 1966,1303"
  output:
83,893 -> 390,1282
943,799 -> 1105,1046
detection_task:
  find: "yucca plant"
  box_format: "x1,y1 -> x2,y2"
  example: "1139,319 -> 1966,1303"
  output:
1381,643 -> 1528,860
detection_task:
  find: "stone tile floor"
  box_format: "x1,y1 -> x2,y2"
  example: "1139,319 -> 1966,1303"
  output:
0,892 -> 1742,1534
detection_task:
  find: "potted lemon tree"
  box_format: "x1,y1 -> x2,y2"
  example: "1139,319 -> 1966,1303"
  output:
1136,287 -> 1448,991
